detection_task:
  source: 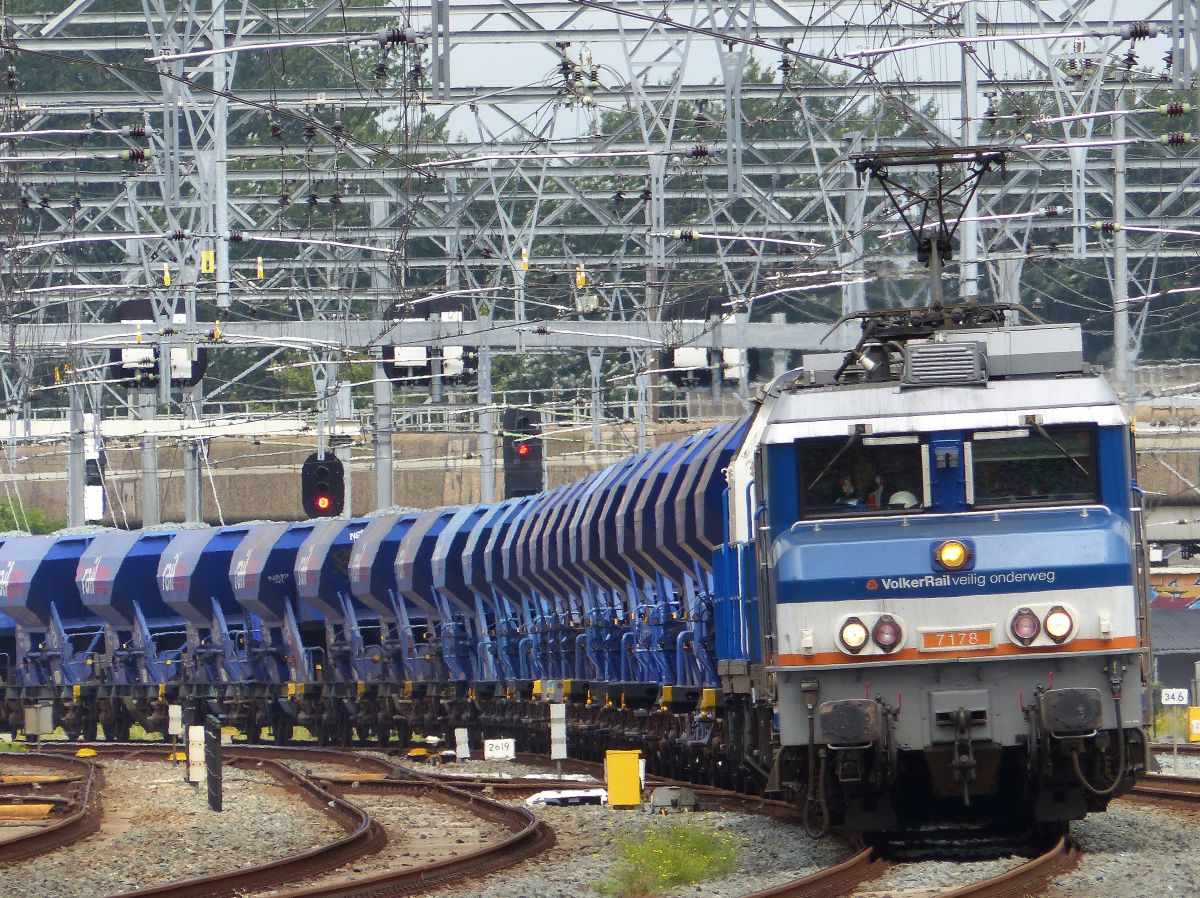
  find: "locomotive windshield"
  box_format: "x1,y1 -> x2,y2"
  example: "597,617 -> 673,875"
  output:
969,426 -> 1098,508
797,434 -> 926,518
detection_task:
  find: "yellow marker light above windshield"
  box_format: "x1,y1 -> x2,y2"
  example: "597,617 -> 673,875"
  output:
936,539 -> 969,570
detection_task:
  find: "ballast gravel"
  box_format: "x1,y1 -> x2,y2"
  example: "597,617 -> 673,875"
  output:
851,857 -> 1026,897
1045,802 -> 1200,897
419,802 -> 849,898
393,756 -> 577,779
1153,750 -> 1200,777
250,788 -> 510,897
0,758 -> 343,898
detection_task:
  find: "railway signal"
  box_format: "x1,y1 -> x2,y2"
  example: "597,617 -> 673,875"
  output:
502,409 -> 543,498
301,453 -> 344,517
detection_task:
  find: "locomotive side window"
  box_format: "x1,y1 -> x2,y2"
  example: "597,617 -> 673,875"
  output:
798,434 -> 926,518
969,426 -> 1098,508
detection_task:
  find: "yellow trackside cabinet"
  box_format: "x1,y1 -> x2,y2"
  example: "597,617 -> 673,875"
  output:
1189,707 -> 1200,743
605,749 -> 642,808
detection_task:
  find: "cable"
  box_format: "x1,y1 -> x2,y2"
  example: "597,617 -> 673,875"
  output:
1068,692 -> 1128,797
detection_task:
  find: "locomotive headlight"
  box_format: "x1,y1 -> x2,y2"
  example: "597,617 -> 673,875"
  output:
839,617 -> 869,654
1044,606 -> 1074,643
871,615 -> 902,652
1010,607 -> 1041,646
935,539 -> 970,570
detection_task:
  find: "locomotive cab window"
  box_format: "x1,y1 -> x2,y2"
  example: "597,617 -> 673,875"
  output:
798,434 -> 927,518
968,426 -> 1098,508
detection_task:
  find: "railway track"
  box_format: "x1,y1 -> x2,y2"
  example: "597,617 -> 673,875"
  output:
314,757 -> 1092,898
415,751 -> 1084,898
18,742 -> 1105,898
0,752 -> 102,863
1130,772 -> 1200,806
36,743 -> 553,898
845,837 -> 1078,898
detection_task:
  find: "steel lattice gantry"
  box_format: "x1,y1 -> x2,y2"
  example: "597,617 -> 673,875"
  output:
0,0 -> 1189,524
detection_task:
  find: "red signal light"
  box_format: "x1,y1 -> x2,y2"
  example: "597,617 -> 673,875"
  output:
316,495 -> 331,511
517,443 -> 530,457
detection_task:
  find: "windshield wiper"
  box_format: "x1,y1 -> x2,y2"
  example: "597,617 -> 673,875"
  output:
1028,419 -> 1090,478
807,429 -> 862,492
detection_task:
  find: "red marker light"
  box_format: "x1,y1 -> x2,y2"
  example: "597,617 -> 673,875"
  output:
316,496 -> 331,511
517,443 -> 530,457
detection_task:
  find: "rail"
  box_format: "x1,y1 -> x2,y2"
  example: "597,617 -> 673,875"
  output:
0,752 -> 102,863
1130,771 -> 1200,805
36,744 -> 384,898
37,743 -> 555,898
938,837 -> 1080,898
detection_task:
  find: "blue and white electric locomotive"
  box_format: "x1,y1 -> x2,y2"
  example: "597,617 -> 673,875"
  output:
716,304 -> 1150,833
0,302 -> 1149,838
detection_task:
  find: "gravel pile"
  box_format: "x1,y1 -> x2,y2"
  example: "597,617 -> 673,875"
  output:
252,789 -> 510,897
1153,751 -> 1200,777
0,759 -> 343,898
1045,802 -> 1200,897
420,803 -> 848,898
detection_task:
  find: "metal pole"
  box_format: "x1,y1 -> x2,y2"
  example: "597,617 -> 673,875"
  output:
634,350 -> 649,453
514,266 -> 526,324
1113,87 -> 1131,398
204,714 -> 223,811
373,362 -> 394,510
67,381 -> 85,527
842,139 -> 867,315
183,384 -> 203,523
478,309 -> 495,503
134,389 -> 160,526
369,198 -> 393,510
332,365 -> 350,518
771,312 -> 789,379
646,156 -> 667,429
429,312 -> 444,404
588,348 -> 603,450
959,0 -> 980,301
928,240 -> 944,309
211,0 -> 231,308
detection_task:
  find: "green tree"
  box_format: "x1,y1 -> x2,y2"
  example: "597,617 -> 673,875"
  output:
0,501 -> 62,534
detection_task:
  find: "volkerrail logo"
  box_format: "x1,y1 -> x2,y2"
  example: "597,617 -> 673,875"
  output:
866,570 -> 1057,592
